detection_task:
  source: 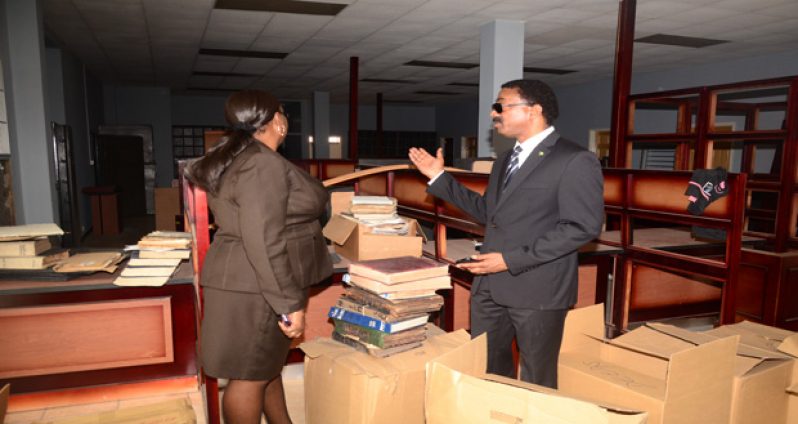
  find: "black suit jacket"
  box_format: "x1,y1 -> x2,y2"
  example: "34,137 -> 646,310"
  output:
428,131 -> 604,309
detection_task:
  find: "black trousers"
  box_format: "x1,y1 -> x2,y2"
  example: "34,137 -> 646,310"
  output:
470,282 -> 567,388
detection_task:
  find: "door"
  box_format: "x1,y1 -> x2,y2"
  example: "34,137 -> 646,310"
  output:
96,135 -> 146,217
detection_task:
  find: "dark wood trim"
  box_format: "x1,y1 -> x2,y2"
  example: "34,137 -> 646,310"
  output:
349,56 -> 359,160
609,0 -> 636,168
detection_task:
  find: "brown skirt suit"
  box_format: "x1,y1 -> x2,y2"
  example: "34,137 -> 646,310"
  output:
199,142 -> 332,380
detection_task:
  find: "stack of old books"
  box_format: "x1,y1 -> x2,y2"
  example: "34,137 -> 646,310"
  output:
328,256 -> 451,357
0,223 -> 69,270
135,231 -> 192,260
346,196 -> 408,236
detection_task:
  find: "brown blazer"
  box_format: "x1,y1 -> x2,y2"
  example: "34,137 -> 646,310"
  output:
201,142 -> 332,314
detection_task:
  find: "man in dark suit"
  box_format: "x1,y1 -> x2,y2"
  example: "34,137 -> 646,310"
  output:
409,79 -> 604,388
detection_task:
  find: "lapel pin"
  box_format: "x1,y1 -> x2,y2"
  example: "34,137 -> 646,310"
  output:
539,151 -> 545,156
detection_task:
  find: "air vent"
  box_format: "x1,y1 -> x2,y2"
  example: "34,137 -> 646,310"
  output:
199,48 -> 288,59
215,0 -> 348,16
523,67 -> 575,75
361,78 -> 413,84
635,34 -> 728,48
405,60 -> 478,69
415,90 -> 458,95
193,71 -> 259,77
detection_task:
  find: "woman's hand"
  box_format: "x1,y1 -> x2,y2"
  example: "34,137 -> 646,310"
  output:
278,309 -> 306,339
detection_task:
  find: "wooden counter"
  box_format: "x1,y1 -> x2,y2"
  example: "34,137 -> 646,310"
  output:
0,262 -> 198,394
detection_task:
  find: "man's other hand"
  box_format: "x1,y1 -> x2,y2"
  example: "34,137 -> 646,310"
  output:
408,147 -> 444,180
456,252 -> 508,274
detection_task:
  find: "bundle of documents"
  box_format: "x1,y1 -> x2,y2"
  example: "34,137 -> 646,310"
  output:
52,251 -> 126,273
328,256 -> 450,357
135,231 -> 192,260
0,223 -> 69,270
345,196 -> 409,235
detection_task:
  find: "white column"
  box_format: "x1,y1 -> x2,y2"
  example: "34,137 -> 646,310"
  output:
313,91 -> 330,159
1,0 -> 57,223
478,20 -> 524,158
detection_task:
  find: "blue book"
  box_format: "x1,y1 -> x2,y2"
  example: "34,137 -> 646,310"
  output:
328,306 -> 428,334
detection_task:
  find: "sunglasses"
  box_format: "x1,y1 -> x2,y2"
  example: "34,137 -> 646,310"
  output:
491,102 -> 534,114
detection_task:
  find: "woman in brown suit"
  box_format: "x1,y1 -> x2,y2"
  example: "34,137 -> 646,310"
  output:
186,90 -> 332,424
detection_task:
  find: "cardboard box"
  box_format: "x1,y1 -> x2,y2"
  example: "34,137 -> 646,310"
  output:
701,320 -> 798,424
31,398 -> 195,424
0,383 -> 8,424
155,187 -> 180,231
300,327 -> 469,424
557,304 -> 738,424
425,334 -> 648,424
788,378 -> 798,424
322,192 -> 424,261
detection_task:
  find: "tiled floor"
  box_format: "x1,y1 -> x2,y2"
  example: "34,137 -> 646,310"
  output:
5,365 -> 307,424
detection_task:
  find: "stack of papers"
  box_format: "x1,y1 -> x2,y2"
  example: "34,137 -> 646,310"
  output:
127,231 -> 192,260
113,257 -> 181,287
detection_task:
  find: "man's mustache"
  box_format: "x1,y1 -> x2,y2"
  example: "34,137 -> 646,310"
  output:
492,117 -> 502,124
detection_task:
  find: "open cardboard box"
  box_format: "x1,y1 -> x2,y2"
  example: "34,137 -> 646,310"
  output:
425,333 -> 648,424
557,304 -> 738,424
300,326 -> 469,424
323,192 -> 424,261
700,320 -> 798,424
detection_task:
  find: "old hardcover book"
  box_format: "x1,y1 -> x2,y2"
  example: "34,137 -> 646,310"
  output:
347,273 -> 451,294
335,296 -> 428,322
0,249 -> 70,270
344,287 -> 444,316
0,238 -> 52,257
127,258 -> 182,267
374,288 -> 440,300
328,306 -> 428,334
138,249 -> 191,259
0,223 -> 63,242
348,256 -> 449,284
333,320 -> 427,349
331,330 -> 423,358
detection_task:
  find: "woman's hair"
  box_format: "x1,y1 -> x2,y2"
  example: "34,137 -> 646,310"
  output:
184,89 -> 281,194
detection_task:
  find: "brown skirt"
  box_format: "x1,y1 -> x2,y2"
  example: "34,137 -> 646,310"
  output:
200,287 -> 291,380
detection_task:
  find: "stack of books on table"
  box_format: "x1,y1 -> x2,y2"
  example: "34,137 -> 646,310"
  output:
135,231 -> 192,260
0,223 -> 69,270
328,256 -> 451,357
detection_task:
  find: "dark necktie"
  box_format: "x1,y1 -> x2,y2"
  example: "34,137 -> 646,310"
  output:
502,145 -> 523,189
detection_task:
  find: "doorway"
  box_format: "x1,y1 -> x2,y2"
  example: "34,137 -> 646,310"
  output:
96,134 -> 146,217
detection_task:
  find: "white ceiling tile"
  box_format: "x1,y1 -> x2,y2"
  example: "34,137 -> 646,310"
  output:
304,66 -> 346,79
269,65 -> 313,78
635,1 -> 697,19
261,13 -> 333,38
314,17 -> 390,41
189,75 -> 223,87
250,37 -> 305,51
194,55 -> 238,73
758,2 -> 798,18
218,76 -> 258,89
232,58 -> 282,74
